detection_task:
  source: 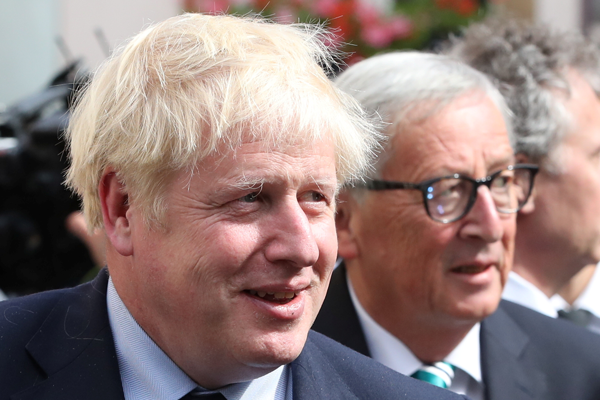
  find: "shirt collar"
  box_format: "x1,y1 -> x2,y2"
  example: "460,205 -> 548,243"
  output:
502,272 -> 558,318
567,264 -> 600,316
347,277 -> 482,383
107,277 -> 288,400
551,263 -> 600,317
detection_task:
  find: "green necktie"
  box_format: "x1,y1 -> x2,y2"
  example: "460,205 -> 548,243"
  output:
411,361 -> 455,389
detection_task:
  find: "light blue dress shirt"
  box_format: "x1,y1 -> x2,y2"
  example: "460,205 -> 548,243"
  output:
107,277 -> 292,400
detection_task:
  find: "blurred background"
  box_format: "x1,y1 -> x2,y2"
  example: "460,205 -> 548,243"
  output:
0,0 -> 596,297
0,0 -> 595,109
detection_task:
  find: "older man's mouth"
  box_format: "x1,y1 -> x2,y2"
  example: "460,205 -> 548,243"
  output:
246,290 -> 301,304
451,265 -> 492,274
449,262 -> 498,286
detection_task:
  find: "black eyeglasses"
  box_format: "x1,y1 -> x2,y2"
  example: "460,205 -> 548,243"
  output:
363,164 -> 539,223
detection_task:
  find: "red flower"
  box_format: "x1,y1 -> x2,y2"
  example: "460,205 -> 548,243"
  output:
435,0 -> 478,16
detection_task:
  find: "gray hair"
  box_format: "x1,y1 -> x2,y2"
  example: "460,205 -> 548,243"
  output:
447,19 -> 600,171
335,51 -> 513,179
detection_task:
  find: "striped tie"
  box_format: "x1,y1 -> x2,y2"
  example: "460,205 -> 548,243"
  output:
411,361 -> 455,389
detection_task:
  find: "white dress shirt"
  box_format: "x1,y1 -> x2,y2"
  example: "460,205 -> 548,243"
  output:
107,278 -> 292,400
348,278 -> 485,400
502,271 -> 558,318
551,264 -> 600,334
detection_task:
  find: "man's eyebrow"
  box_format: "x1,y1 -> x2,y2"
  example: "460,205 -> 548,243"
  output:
489,155 -> 516,171
310,176 -> 339,194
231,176 -> 265,190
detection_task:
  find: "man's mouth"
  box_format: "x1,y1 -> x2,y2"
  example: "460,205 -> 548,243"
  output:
451,264 -> 492,274
246,290 -> 301,304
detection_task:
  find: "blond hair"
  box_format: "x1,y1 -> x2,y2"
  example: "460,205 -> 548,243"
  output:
65,13 -> 380,230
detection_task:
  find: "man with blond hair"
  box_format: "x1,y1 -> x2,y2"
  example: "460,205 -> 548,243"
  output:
0,14 -> 466,400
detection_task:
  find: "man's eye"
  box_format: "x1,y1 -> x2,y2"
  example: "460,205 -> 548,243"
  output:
492,175 -> 513,189
301,191 -> 328,204
310,192 -> 325,202
239,192 -> 260,203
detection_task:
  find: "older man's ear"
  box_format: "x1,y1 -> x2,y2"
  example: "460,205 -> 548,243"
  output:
99,170 -> 134,257
519,188 -> 536,214
335,191 -> 360,260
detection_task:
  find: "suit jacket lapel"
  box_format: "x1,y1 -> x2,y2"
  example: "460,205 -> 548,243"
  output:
311,264 -> 371,357
12,270 -> 124,400
291,334 -> 359,400
480,301 -> 545,400
320,268 -> 548,400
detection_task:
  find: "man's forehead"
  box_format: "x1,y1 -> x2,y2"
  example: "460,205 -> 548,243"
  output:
232,164 -> 338,189
193,142 -> 338,186
385,99 -> 514,178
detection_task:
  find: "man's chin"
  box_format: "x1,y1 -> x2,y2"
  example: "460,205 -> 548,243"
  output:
244,331 -> 309,368
451,295 -> 501,322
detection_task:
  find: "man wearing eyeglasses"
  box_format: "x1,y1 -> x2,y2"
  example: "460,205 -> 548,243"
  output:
448,20 -> 600,329
312,51 -> 600,400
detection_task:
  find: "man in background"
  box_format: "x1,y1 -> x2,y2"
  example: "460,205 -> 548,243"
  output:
449,19 -> 600,321
313,51 -> 600,400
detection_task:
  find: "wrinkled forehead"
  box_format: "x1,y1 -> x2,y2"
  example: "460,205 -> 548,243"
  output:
175,137 -> 338,195
199,134 -> 337,171
382,93 -> 514,179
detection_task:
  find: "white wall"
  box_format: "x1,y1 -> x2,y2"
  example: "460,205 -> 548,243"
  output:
59,0 -> 181,70
0,0 -> 60,108
534,0 -> 583,32
0,0 -> 181,110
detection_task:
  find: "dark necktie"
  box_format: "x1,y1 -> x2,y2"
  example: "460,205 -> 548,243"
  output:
411,361 -> 455,389
180,388 -> 227,400
558,308 -> 593,328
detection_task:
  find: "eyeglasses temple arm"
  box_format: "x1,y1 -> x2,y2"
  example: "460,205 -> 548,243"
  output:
364,180 -> 420,191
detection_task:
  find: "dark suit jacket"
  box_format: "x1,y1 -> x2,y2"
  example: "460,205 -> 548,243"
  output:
313,265 -> 600,400
0,268 -> 467,400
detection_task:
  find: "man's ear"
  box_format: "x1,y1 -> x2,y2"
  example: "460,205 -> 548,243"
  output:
516,153 -> 536,215
336,191 -> 360,260
99,170 -> 134,256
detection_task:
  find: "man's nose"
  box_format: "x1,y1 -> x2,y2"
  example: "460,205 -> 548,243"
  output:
459,185 -> 505,243
264,200 -> 320,268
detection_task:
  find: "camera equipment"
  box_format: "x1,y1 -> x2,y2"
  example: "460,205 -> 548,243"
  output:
0,61 -> 95,296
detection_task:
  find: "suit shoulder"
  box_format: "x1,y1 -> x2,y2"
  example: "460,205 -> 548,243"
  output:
499,300 -> 600,339
0,279 -> 103,349
497,300 -> 600,359
302,331 -> 468,399
0,289 -> 65,336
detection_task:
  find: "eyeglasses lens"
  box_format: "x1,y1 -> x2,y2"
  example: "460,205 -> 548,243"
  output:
426,178 -> 472,222
494,168 -> 532,213
426,168 -> 533,222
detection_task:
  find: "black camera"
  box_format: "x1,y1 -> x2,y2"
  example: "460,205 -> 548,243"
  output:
0,61 -> 95,296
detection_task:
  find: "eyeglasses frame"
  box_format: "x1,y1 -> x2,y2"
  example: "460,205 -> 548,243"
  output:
363,164 -> 539,223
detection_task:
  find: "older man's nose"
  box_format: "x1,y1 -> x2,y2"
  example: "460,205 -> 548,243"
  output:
459,186 -> 504,243
264,201 -> 320,268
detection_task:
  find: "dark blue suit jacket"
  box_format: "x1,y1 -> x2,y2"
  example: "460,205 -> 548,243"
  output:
312,265 -> 600,400
0,269 -> 467,400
